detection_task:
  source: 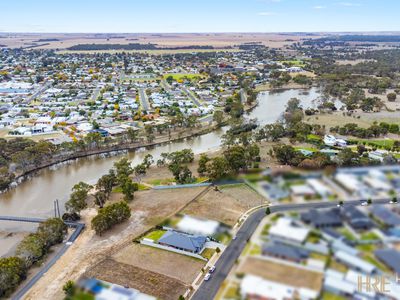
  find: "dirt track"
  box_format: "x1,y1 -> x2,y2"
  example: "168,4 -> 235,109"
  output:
23,187 -> 206,300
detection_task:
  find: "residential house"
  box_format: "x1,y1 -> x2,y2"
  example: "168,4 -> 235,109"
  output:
334,251 -> 376,274
176,215 -> 220,236
374,249 -> 400,274
370,206 -> 400,228
157,231 -> 206,254
269,218 -> 310,244
301,209 -> 342,229
342,206 -> 373,231
262,242 -> 309,263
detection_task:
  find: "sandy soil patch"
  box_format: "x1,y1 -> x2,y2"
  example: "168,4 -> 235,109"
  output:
0,231 -> 28,257
113,243 -> 204,284
238,256 -> 323,292
85,258 -> 187,300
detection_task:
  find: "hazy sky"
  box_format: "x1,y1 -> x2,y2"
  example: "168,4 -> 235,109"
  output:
0,0 -> 398,33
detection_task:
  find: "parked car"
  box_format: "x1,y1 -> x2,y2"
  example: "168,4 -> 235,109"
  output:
204,273 -> 211,281
209,265 -> 216,273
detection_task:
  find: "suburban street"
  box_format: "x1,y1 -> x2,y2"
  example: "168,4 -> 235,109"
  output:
23,81 -> 53,104
139,88 -> 151,112
182,86 -> 202,107
191,198 -> 395,300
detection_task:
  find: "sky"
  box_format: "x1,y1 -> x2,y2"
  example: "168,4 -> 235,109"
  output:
0,0 -> 399,33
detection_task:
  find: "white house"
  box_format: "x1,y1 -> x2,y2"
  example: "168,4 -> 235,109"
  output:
241,274 -> 318,300
269,217 -> 310,243
176,215 -> 220,236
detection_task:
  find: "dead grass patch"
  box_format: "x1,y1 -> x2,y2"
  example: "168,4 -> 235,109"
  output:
238,257 -> 323,291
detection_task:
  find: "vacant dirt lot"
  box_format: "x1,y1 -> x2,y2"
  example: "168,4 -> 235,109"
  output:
85,258 -> 187,300
238,257 -> 323,291
182,184 -> 264,227
113,243 -> 204,284
23,187 -> 206,300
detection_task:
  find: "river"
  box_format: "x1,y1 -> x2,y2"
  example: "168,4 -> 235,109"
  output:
0,88 -> 322,219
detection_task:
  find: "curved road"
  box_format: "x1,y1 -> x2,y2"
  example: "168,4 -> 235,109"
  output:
191,198 -> 395,300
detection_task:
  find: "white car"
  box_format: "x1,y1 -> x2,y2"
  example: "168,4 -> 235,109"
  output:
204,273 -> 211,281
209,266 -> 216,273
361,202 -> 368,206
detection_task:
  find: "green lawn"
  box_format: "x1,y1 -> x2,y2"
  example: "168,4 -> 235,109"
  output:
163,73 -> 204,81
356,244 -> 377,252
201,248 -> 216,260
322,292 -> 346,300
144,230 -> 166,241
249,244 -> 262,255
360,232 -> 380,241
279,60 -> 306,67
148,178 -> 176,186
262,224 -> 271,235
363,253 -> 391,273
353,139 -> 395,149
338,228 -> 357,241
310,252 -> 328,263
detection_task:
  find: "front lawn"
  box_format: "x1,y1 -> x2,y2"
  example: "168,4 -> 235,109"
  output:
360,232 -> 380,241
144,230 -> 166,241
201,248 -> 216,260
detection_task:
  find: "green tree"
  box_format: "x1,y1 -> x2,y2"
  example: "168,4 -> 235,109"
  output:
63,280 -> 76,298
223,145 -> 246,172
15,233 -> 45,267
91,201 -> 131,235
197,154 -> 210,175
206,157 -> 231,181
213,110 -> 224,126
120,176 -> 138,201
387,92 -> 397,102
0,257 -> 27,297
65,182 -> 92,215
94,190 -> 107,208
37,218 -> 67,248
114,158 -> 133,185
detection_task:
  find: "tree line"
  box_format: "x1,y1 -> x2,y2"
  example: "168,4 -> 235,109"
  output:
0,218 -> 67,297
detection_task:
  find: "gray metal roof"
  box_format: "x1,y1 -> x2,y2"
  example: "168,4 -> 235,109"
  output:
374,249 -> 400,273
371,206 -> 400,227
263,242 -> 309,261
158,231 -> 206,252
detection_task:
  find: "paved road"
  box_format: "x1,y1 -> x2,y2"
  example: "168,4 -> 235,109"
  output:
90,86 -> 101,101
182,86 -> 202,107
240,89 -> 247,104
191,198 -> 395,300
23,81 -> 52,104
139,88 -> 151,112
0,217 -> 84,300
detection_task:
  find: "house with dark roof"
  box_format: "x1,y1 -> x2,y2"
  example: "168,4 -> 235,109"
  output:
158,231 -> 207,254
301,208 -> 342,228
370,206 -> 400,227
374,249 -> 400,274
342,206 -> 373,231
262,242 -> 309,263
